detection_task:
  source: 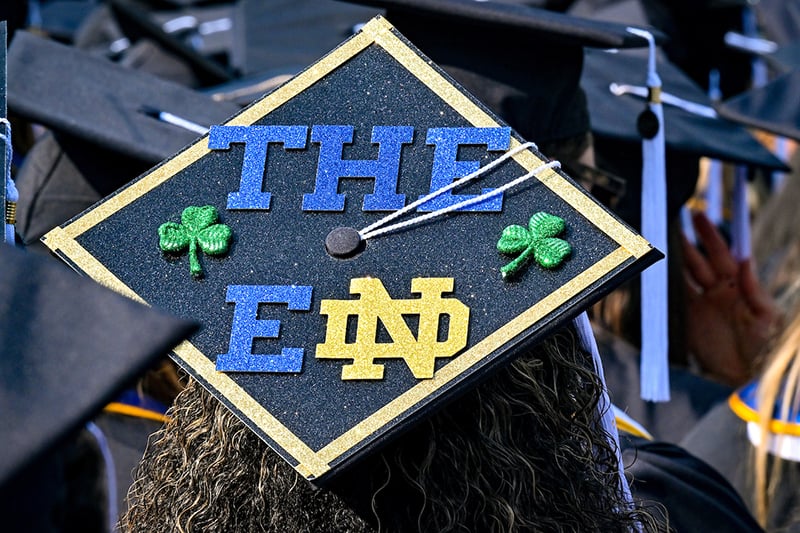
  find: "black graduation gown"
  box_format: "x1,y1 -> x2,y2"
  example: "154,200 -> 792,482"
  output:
596,325 -> 733,442
681,401 -> 800,532
622,435 -> 765,533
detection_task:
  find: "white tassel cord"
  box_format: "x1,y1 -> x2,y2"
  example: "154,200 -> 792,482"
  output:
358,142 -> 562,241
772,136 -> 788,192
704,70 -> 724,227
705,159 -> 724,226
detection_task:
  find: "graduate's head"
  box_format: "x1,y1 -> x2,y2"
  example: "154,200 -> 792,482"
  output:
123,325 -> 660,532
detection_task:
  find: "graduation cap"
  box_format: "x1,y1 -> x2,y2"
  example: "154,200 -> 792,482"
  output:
336,0 -> 661,153
7,30 -> 241,248
0,244 -> 198,487
42,15 -> 660,482
753,0 -> 800,48
716,70 -> 800,143
581,44 -> 788,401
107,0 -> 237,86
7,30 -> 240,166
768,41 -> 800,72
232,0 -> 383,77
582,47 -> 789,230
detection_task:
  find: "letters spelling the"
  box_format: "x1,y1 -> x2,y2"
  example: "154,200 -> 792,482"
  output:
209,125 -> 512,213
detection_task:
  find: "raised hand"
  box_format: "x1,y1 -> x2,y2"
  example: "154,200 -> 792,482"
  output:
682,211 -> 780,386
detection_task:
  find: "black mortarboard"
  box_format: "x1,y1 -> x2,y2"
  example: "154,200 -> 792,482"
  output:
107,0 -> 236,86
768,41 -> 800,72
232,0 -> 382,77
7,30 -> 241,249
42,15 -> 660,482
581,47 -> 788,229
0,244 -> 198,487
581,42 -> 787,402
647,0 -> 755,97
754,0 -> 800,46
337,0 -> 660,151
567,0 -> 649,25
716,70 -> 800,143
7,30 -> 241,166
559,0 -> 756,95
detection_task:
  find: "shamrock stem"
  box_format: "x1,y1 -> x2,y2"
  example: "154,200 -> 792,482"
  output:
188,239 -> 203,277
501,243 -> 536,279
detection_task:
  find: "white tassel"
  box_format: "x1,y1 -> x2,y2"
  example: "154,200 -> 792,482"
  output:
680,206 -> 696,245
704,70 -> 724,227
731,166 -> 751,262
705,159 -> 724,226
771,136 -> 788,193
627,28 -> 669,402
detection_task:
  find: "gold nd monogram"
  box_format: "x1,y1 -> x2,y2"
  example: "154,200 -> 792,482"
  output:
316,278 -> 470,380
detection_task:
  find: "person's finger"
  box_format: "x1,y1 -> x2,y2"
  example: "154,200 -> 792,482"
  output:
682,231 -> 716,290
683,268 -> 702,303
692,211 -> 738,278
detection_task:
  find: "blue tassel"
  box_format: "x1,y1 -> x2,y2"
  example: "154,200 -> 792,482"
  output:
1,118 -> 16,246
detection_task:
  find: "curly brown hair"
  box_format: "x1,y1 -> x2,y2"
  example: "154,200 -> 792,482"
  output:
122,326 -> 659,532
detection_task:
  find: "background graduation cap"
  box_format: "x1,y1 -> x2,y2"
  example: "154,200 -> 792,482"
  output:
752,0 -> 800,49
106,0 -> 237,86
340,0 -> 794,402
7,30 -> 241,249
582,47 -> 788,231
41,14 -> 660,486
0,244 -> 197,528
337,0 -> 662,156
716,70 -> 800,144
13,0 -> 238,90
8,30 -> 240,165
231,0 -> 382,79
567,0 -> 758,98
197,0 -> 383,106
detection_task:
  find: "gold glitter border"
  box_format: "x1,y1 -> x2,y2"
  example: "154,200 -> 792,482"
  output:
43,16 -> 655,479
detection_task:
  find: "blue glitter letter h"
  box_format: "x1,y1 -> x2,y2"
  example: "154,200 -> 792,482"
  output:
302,125 -> 413,211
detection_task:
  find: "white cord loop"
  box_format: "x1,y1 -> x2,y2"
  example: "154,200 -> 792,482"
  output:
359,142 -> 561,241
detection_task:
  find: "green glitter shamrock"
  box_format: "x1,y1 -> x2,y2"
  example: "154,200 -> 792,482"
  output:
497,211 -> 571,279
158,205 -> 232,278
